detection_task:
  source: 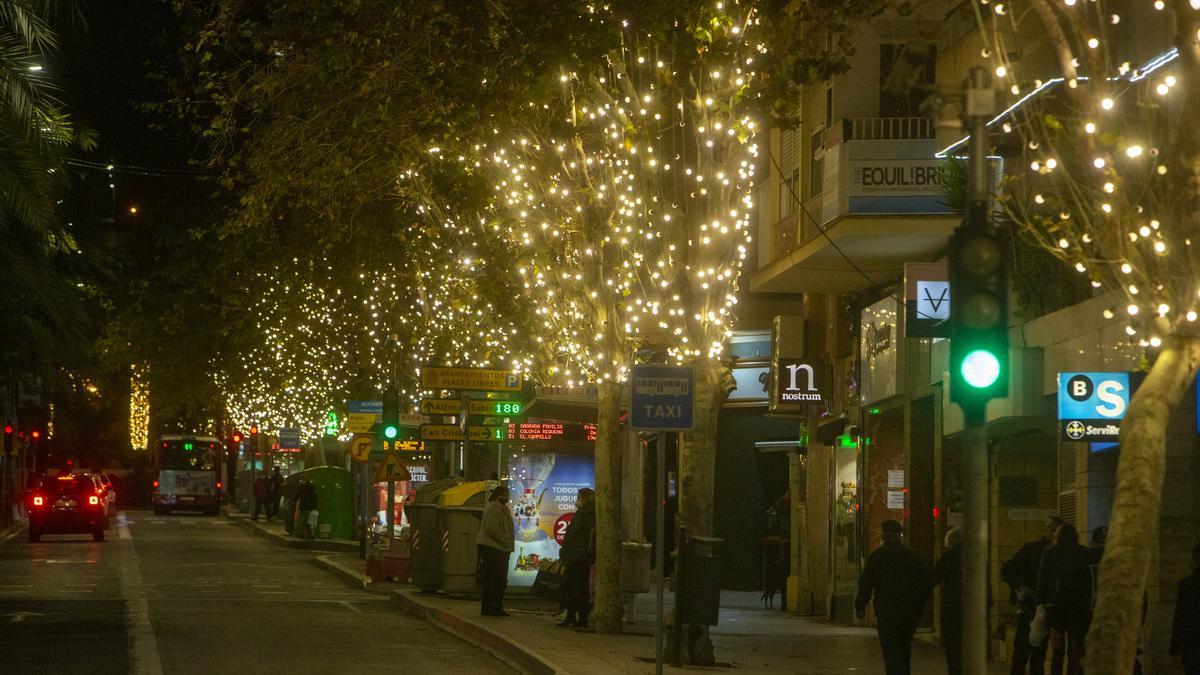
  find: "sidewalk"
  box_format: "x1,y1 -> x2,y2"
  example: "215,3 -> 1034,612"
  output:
224,506 -> 359,553
387,587 -> 1012,674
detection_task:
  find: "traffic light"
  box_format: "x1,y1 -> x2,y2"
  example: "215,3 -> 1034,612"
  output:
949,200 -> 1009,419
3,424 -> 12,455
231,431 -> 243,444
381,390 -> 399,441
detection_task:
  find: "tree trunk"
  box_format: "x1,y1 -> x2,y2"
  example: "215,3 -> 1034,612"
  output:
675,359 -> 730,666
593,379 -> 624,633
1084,336 -> 1200,673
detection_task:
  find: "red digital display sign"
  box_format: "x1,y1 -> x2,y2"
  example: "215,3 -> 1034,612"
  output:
505,422 -> 597,442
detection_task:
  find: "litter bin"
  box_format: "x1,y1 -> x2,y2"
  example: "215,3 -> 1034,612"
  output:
301,466 -> 354,540
682,536 -> 723,626
409,478 -> 461,592
620,541 -> 652,593
436,481 -> 489,594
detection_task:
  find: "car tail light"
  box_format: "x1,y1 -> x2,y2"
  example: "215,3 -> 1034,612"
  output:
32,496 -> 44,507
89,495 -> 100,506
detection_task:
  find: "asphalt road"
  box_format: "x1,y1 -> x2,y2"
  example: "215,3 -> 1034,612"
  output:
0,510 -> 515,674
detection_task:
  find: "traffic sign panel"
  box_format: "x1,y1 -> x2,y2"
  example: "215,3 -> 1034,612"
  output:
349,434 -> 373,463
420,398 -> 523,416
631,364 -> 695,431
419,424 -> 505,442
373,453 -> 412,482
346,412 -> 378,433
420,367 -> 522,392
279,428 -> 301,449
349,400 -> 383,414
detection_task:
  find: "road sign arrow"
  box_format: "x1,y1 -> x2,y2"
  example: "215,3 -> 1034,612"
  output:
4,611 -> 46,623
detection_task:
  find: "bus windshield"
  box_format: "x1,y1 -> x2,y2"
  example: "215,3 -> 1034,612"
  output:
160,440 -> 217,471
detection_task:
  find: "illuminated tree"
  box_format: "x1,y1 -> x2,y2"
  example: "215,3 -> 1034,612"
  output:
429,3 -> 761,651
982,1 -> 1200,670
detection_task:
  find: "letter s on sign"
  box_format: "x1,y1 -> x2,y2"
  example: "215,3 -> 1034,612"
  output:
1095,380 -> 1126,418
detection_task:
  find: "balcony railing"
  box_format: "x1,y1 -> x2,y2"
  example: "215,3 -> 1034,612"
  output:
844,117 -> 934,141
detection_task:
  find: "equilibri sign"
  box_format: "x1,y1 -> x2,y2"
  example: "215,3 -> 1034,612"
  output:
630,364 -> 695,431
419,424 -> 505,442
420,366 -> 522,392
1058,372 -> 1132,442
419,398 -> 524,416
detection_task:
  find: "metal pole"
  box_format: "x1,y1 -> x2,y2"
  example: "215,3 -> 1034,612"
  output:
250,431 -> 258,518
655,432 -> 665,675
387,478 -> 396,540
961,66 -> 994,675
359,462 -> 369,559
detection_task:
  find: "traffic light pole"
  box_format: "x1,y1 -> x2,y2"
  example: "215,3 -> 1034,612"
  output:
961,67 -> 994,675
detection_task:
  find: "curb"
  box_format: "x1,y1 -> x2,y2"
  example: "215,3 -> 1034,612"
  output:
391,588 -> 564,675
0,521 -> 27,544
227,510 -> 359,552
313,554 -> 373,591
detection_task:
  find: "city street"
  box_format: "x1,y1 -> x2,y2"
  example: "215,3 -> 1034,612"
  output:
0,511 -> 514,675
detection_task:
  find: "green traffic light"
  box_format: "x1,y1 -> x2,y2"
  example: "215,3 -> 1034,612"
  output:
383,425 -> 399,440
961,349 -> 1001,388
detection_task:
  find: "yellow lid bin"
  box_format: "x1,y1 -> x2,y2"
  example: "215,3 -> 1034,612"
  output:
436,481 -> 490,594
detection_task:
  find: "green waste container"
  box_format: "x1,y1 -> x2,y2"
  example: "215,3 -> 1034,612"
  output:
299,466 -> 353,540
409,478 -> 461,592
437,481 -> 489,594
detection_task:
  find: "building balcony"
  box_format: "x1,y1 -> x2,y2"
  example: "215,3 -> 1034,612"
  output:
753,117 -> 960,294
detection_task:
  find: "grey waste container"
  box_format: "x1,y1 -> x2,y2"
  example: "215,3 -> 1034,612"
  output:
436,481 -> 489,594
683,536 -> 723,626
620,541 -> 652,593
409,478 -> 461,592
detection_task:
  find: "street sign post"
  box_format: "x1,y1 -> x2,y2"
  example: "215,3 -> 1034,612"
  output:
419,424 -> 505,443
630,364 -> 695,675
420,366 -> 522,392
349,434 -> 373,463
347,400 -> 383,433
419,398 -> 524,417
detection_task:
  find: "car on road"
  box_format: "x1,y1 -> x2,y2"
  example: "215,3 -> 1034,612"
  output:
27,473 -> 112,542
96,471 -> 118,512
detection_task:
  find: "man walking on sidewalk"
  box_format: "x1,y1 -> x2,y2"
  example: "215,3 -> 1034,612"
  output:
855,519 -> 930,675
1002,516 -> 1062,675
558,487 -> 596,628
252,475 -> 269,521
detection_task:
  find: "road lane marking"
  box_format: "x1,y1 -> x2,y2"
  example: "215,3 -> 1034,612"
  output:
339,601 -> 363,615
117,520 -> 164,675
4,611 -> 46,623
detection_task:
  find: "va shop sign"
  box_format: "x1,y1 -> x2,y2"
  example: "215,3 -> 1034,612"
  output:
1058,372 -> 1135,442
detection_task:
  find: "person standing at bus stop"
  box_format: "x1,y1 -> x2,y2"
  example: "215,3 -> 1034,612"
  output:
252,474 -> 269,521
476,486 -> 514,617
267,467 -> 284,521
558,487 -> 596,628
296,477 -> 317,539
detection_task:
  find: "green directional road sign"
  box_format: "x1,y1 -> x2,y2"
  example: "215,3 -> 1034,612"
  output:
419,424 -> 505,443
420,366 -> 522,392
419,398 -> 523,417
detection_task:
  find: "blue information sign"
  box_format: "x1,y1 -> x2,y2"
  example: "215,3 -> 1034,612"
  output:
279,427 -> 301,449
1057,372 -> 1129,442
631,365 -> 695,431
348,400 -> 383,414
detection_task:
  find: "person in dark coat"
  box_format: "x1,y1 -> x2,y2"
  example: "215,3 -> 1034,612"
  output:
558,487 -> 596,628
295,477 -> 318,539
1002,516 -> 1062,675
266,467 -> 284,521
476,486 -> 515,617
856,519 -> 930,675
932,527 -> 964,675
252,475 -> 269,521
1171,543 -> 1200,675
1036,523 -> 1092,675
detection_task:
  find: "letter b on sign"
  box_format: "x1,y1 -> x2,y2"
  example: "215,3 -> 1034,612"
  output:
1067,374 -> 1093,402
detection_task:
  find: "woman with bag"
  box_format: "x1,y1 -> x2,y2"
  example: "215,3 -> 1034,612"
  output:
558,488 -> 596,628
476,486 -> 515,617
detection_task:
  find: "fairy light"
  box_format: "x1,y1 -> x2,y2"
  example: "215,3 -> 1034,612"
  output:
129,363 -> 150,451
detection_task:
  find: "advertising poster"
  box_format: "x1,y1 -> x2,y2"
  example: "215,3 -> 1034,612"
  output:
505,453 -> 595,587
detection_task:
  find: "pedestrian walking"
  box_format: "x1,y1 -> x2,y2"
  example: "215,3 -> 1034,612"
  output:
252,475 -> 269,521
476,485 -> 514,617
295,477 -> 318,539
932,527 -> 964,675
1171,543 -> 1200,675
558,487 -> 596,628
267,467 -> 284,521
855,519 -> 930,675
1002,516 -> 1062,675
1036,522 -> 1092,675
